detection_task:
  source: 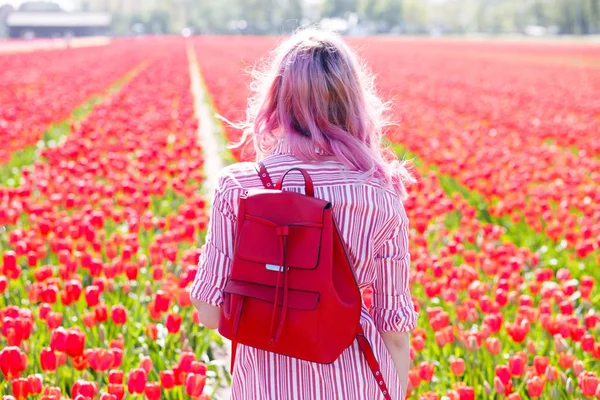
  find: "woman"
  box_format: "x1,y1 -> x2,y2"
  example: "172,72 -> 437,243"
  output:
190,29 -> 418,400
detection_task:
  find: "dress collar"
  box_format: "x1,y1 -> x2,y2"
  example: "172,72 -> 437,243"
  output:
269,136 -> 333,157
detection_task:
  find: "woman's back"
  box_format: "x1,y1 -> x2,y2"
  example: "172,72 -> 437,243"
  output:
191,141 -> 417,399
190,28 -> 417,400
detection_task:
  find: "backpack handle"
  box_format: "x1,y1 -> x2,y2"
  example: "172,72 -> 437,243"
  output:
276,168 -> 315,197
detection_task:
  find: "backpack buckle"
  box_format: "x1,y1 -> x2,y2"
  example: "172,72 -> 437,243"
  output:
266,264 -> 288,272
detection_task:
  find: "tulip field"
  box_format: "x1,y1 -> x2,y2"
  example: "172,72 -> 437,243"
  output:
1,36 -> 599,400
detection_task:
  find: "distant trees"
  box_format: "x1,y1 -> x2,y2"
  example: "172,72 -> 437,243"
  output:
101,0 -> 600,35
319,0 -> 600,34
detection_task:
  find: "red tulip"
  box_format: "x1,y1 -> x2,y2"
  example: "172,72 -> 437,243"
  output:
160,370 -> 175,389
2,250 -> 17,271
71,380 -> 97,399
12,378 -> 29,399
495,365 -> 511,385
100,394 -> 116,400
140,355 -> 153,374
85,285 -> 101,307
418,362 -> 435,382
95,303 -> 108,322
65,279 -> 83,303
484,337 -> 501,355
155,290 -> 170,312
28,374 -> 43,394
533,356 -> 549,375
526,376 -> 544,398
0,346 -> 26,378
88,348 -> 114,372
191,361 -> 207,375
107,384 -> 125,400
166,313 -> 182,334
42,386 -> 61,400
508,354 -> 526,377
46,312 -> 63,330
144,382 -> 161,400
108,369 -> 124,384
578,372 -> 599,397
185,373 -> 206,397
65,328 -> 86,358
454,384 -> 475,400
110,348 -> 123,368
127,368 -> 147,394
0,276 -> 8,293
177,352 -> 196,372
450,358 -> 465,376
582,334 -> 595,352
49,327 -> 67,352
111,305 -> 127,325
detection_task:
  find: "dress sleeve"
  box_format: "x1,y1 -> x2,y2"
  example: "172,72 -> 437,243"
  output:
189,171 -> 237,306
370,200 -> 418,332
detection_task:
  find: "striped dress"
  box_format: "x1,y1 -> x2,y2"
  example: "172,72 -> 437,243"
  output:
190,139 -> 418,400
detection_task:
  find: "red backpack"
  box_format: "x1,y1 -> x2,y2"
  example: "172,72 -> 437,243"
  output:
218,162 -> 391,399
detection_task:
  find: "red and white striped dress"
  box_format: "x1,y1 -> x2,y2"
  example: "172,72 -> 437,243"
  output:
191,139 -> 418,400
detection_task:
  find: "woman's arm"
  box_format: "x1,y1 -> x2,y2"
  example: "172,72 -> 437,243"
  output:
191,297 -> 220,330
380,331 -> 410,400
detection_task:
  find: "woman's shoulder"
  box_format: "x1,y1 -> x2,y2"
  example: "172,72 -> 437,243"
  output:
215,161 -> 259,192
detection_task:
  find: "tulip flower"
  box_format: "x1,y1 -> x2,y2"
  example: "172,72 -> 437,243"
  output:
12,378 -> 29,399
43,386 -> 61,399
159,370 -> 175,389
107,384 -> 125,400
95,303 -> 108,322
185,373 -> 206,397
27,374 -> 43,395
0,346 -> 26,378
144,382 -> 161,400
526,376 -> 544,398
166,312 -> 182,334
418,362 -> 435,382
140,355 -> 153,374
72,380 -> 97,399
191,361 -> 207,375
578,372 -> 599,397
508,354 -> 526,377
450,358 -> 465,376
65,328 -> 86,358
108,370 -> 124,384
85,285 -> 101,307
127,368 -> 147,394
111,305 -> 127,325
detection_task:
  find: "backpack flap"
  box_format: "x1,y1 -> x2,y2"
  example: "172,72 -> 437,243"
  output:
235,190 -> 331,270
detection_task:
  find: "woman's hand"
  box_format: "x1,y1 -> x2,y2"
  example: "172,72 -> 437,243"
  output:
191,297 -> 220,329
380,331 -> 410,400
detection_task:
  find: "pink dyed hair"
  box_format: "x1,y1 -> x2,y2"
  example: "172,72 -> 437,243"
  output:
228,28 -> 414,198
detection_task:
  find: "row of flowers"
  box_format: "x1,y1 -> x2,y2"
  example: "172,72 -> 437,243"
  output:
193,36 -> 599,399
0,38 -> 157,167
1,38 -> 217,399
349,39 -> 600,156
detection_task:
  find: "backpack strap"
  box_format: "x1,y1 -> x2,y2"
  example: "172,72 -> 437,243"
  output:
256,161 -> 274,189
356,326 -> 392,400
231,162 -> 276,373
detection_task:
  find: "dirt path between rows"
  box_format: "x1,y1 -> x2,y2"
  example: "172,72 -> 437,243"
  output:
187,44 -> 232,400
